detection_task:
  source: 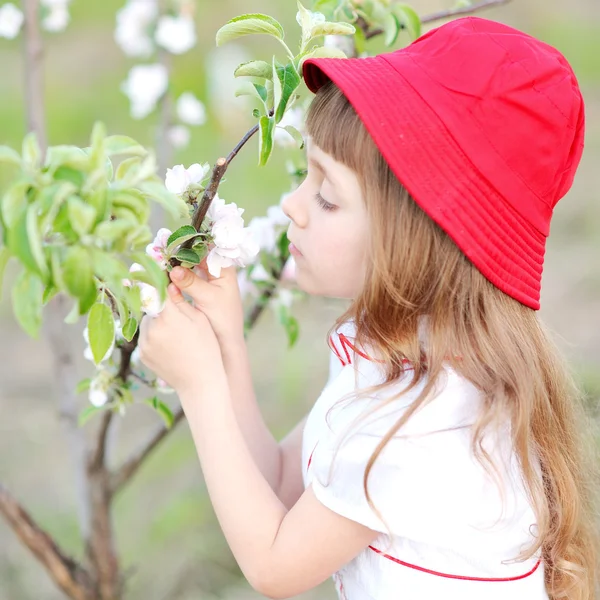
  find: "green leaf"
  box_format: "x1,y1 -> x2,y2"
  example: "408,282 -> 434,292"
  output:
78,404 -> 109,427
298,45 -> 347,69
115,156 -> 141,181
175,248 -> 201,265
91,250 -> 131,290
0,246 -> 11,300
54,165 -> 85,188
312,0 -> 341,19
258,115 -> 275,166
12,269 -> 43,337
63,246 -> 96,301
26,203 -> 49,279
132,252 -> 168,301
22,132 -> 41,168
309,21 -> 355,39
393,4 -> 421,41
139,181 -> 189,219
273,63 -> 302,123
166,225 -> 199,252
7,207 -> 47,280
111,189 -> 150,223
122,316 -> 138,342
0,145 -> 21,167
234,60 -> 273,79
67,196 -> 97,237
64,299 -> 80,324
144,397 -> 174,428
42,284 -> 58,305
87,302 -> 115,365
105,135 -> 147,157
88,122 -> 107,173
45,145 -> 90,171
76,378 -> 91,394
278,304 -> 299,348
216,13 -> 285,46
383,12 -> 401,46
1,179 -> 30,228
282,125 -> 305,149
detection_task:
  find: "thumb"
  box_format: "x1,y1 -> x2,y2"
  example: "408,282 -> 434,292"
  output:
170,266 -> 213,305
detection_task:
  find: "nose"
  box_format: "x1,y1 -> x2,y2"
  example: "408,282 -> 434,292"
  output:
281,185 -> 308,229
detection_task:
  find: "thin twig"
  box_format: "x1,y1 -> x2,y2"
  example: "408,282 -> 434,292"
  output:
0,484 -> 94,600
111,408 -> 185,494
364,0 -> 511,39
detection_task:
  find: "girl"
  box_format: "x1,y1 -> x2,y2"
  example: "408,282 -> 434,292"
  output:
139,16 -> 598,600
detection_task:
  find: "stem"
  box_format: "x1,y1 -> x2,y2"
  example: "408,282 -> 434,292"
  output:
0,484 -> 94,600
277,38 -> 296,61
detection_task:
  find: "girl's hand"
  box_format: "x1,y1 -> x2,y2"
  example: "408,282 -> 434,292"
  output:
170,263 -> 244,345
138,283 -> 224,396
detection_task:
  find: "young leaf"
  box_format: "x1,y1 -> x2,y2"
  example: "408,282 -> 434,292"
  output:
274,64 -> 302,123
139,181 -> 189,219
393,4 -> 421,41
167,225 -> 200,252
258,115 -> 275,166
67,196 -> 97,237
216,13 -> 285,46
282,125 -> 305,149
44,145 -> 90,171
383,12 -> 401,46
312,0 -> 340,19
12,269 -> 44,338
87,302 -> 115,365
2,179 -> 30,228
115,156 -> 142,181
175,248 -> 201,265
144,397 -> 175,428
76,378 -> 91,394
22,132 -> 41,168
0,145 -> 22,167
105,135 -> 147,157
234,60 -> 273,79
63,246 -> 96,301
122,316 -> 138,342
79,404 -> 109,427
132,252 -> 168,301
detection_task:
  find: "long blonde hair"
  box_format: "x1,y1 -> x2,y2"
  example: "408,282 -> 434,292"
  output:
305,80 -> 599,599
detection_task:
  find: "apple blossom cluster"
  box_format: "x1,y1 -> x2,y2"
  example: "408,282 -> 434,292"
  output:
115,0 -> 206,144
0,0 -> 73,38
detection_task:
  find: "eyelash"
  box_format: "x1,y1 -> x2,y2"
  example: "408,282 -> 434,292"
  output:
315,191 -> 336,211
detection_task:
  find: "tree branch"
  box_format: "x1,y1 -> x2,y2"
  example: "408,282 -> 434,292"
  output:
363,0 -> 511,39
111,408 -> 186,494
0,484 -> 94,600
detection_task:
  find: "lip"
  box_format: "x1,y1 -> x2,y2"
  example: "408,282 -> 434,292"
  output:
288,242 -> 303,257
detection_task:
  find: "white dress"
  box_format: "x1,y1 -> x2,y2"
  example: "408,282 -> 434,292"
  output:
302,321 -> 548,600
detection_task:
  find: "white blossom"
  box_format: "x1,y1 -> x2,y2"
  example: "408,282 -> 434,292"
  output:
165,163 -> 209,195
115,0 -> 158,58
272,288 -> 294,309
155,14 -> 196,55
167,125 -> 191,149
139,282 -> 164,318
281,257 -> 297,282
89,368 -> 113,407
0,3 -> 24,39
250,263 -> 270,282
324,34 -> 355,56
121,63 -> 168,120
145,227 -> 172,269
207,225 -> 259,278
156,378 -> 175,394
247,216 -> 277,253
42,4 -> 70,32
177,92 -> 206,126
207,193 -> 244,222
237,270 -> 259,300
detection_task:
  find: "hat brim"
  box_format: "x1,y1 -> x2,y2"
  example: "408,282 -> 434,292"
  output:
303,55 -> 545,309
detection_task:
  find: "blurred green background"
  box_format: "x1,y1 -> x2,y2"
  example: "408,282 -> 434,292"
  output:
0,0 -> 599,598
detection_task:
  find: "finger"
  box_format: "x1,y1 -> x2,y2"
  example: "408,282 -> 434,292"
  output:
170,266 -> 213,304
167,283 -> 196,319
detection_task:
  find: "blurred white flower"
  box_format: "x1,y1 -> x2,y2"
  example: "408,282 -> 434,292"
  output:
0,3 -> 24,39
281,257 -> 297,282
115,0 -> 158,58
165,163 -> 209,195
42,4 -> 70,32
324,34 -> 355,56
268,201 -> 291,227
167,125 -> 191,149
237,270 -> 259,300
131,346 -> 141,365
89,368 -> 113,407
156,378 -> 175,394
155,14 -> 196,54
274,107 -> 305,148
145,227 -> 172,269
250,263 -> 270,282
139,282 -> 164,318
121,63 -> 168,120
247,216 -> 277,253
272,288 -> 294,309
177,92 -> 206,126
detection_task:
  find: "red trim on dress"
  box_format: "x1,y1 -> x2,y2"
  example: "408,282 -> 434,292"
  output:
368,545 -> 542,582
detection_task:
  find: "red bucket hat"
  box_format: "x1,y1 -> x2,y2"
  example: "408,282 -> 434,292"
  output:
303,16 -> 585,310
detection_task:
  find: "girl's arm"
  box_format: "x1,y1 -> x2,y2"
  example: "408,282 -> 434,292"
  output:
220,334 -> 308,509
181,370 -> 379,599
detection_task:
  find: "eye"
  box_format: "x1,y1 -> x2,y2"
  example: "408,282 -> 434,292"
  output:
315,191 -> 336,211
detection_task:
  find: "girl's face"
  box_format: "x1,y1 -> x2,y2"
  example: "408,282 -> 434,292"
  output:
282,139 -> 369,299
